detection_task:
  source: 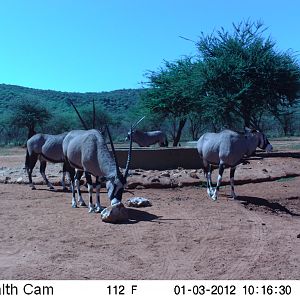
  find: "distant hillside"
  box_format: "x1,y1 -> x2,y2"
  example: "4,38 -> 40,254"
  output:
0,83 -> 143,117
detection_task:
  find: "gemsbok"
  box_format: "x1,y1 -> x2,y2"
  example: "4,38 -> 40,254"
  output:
126,129 -> 168,147
25,132 -> 69,190
197,128 -> 273,201
125,117 -> 168,147
63,126 -> 133,213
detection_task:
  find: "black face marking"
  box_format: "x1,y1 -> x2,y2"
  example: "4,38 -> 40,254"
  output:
114,187 -> 124,201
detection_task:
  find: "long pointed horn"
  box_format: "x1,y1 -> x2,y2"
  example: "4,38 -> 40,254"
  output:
69,100 -> 89,130
132,116 -> 145,130
92,99 -> 96,129
105,125 -> 121,176
124,125 -> 133,179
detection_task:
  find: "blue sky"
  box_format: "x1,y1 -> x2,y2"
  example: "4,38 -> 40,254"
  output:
0,0 -> 299,92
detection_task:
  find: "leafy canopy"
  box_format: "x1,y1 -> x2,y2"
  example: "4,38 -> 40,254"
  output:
196,20 -> 300,128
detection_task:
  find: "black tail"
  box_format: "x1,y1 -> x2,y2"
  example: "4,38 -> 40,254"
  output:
25,130 -> 37,170
25,147 -> 30,171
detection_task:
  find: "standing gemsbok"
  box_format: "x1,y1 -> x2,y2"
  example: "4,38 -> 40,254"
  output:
63,126 -> 133,213
197,128 -> 273,201
25,132 -> 69,190
124,116 -> 168,147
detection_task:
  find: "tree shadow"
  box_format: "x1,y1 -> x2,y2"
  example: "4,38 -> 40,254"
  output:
237,195 -> 300,216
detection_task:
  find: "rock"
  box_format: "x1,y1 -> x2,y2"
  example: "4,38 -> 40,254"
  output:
100,202 -> 128,223
160,172 -> 170,177
297,234 -> 300,238
127,197 -> 151,207
135,185 -> 145,190
16,177 -> 23,183
151,177 -> 160,183
189,171 -> 199,179
173,173 -> 182,178
131,171 -> 142,176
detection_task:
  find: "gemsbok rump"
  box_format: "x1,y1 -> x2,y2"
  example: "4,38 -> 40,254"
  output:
197,128 -> 273,201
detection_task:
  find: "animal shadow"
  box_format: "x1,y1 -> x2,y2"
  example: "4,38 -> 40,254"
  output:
124,208 -> 160,224
237,195 -> 300,216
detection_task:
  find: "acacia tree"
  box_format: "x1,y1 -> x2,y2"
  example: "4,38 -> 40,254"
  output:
142,57 -> 202,146
9,100 -> 51,139
196,20 -> 300,129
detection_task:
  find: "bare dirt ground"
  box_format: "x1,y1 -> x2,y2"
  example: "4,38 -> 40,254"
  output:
0,142 -> 300,280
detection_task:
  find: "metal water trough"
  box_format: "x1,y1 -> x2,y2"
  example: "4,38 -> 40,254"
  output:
116,147 -> 202,170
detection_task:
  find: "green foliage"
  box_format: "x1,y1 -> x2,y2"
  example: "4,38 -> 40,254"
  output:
9,99 -> 52,130
196,20 -> 300,128
143,57 -> 201,117
142,20 -> 300,143
142,57 -> 203,145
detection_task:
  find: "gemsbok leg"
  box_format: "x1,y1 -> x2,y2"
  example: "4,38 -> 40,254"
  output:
39,161 -> 55,190
95,176 -> 103,213
74,170 -> 86,207
212,163 -> 225,201
26,152 -> 39,190
203,161 -> 213,197
61,162 -> 68,191
85,173 -> 103,213
229,167 -> 237,199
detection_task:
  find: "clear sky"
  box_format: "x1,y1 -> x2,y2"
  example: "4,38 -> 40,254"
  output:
0,0 -> 299,93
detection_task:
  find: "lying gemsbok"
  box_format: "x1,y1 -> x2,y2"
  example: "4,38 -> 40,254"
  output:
197,128 -> 273,201
25,132 -> 69,190
63,126 -> 133,213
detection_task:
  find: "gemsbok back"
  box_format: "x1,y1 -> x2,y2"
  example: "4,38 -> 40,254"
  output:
25,132 -> 69,190
197,128 -> 273,201
63,126 -> 133,213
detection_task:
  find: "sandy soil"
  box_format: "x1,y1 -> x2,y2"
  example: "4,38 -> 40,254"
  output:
0,146 -> 299,280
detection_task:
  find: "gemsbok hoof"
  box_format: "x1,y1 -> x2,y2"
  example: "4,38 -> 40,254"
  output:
229,193 -> 237,200
78,201 -> 87,207
207,188 -> 214,198
211,191 -> 218,201
94,206 -> 104,213
88,206 -> 95,213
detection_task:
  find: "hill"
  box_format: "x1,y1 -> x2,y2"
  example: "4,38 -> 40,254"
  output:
0,83 -> 145,144
0,83 -> 142,116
